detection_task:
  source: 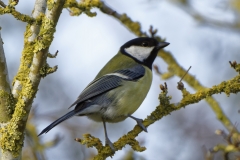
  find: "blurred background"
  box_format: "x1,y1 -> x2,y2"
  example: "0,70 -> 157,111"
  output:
1,0 -> 240,159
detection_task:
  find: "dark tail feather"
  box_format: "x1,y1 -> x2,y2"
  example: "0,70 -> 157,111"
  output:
38,110 -> 77,136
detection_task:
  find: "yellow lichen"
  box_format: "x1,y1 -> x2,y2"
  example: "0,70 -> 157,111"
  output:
0,90 -> 15,122
0,6 -> 35,24
65,0 -> 102,17
40,63 -> 58,78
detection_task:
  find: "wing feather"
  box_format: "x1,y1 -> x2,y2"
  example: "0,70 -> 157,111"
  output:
68,65 -> 145,109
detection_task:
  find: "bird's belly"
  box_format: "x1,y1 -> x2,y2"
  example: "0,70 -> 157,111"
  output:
87,68 -> 152,123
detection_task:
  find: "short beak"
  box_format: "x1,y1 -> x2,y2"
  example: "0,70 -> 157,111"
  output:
157,42 -> 170,49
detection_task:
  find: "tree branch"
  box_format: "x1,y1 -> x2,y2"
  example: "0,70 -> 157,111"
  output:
0,0 -> 66,158
0,28 -> 13,123
0,5 -> 36,24
0,1 -> 6,8
99,2 -> 147,37
75,70 -> 240,159
0,29 -> 15,160
64,0 -> 102,17
12,0 -> 47,99
0,27 -> 16,160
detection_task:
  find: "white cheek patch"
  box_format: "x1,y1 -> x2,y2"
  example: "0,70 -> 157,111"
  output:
124,46 -> 154,62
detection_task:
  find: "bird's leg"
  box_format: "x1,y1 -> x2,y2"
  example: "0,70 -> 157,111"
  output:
102,118 -> 115,151
128,115 -> 147,132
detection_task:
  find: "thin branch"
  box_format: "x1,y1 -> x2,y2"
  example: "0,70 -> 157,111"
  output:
159,49 -> 237,132
64,0 -> 101,17
0,0 -> 6,8
0,5 -> 36,24
99,2 -> 147,37
77,72 -> 240,159
171,1 -> 240,32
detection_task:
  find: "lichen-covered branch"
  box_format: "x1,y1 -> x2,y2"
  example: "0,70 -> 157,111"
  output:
0,5 -> 36,24
64,0 -> 102,17
75,68 -> 240,159
0,0 -> 66,158
98,1 -> 237,133
99,2 -> 146,37
0,29 -> 13,123
158,49 -> 238,132
0,29 -> 15,159
12,0 -> 47,99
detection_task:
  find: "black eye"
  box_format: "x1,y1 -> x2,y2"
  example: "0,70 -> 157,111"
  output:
142,41 -> 149,47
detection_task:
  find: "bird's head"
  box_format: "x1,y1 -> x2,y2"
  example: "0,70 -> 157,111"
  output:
120,37 -> 169,69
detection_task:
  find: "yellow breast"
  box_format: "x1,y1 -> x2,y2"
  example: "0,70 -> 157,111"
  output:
87,52 -> 153,122
103,66 -> 152,122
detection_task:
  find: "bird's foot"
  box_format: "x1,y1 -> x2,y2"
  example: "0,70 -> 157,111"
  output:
129,115 -> 148,132
135,118 -> 148,132
105,137 -> 115,152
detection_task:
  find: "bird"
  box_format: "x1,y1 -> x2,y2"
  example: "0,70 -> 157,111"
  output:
38,37 -> 169,151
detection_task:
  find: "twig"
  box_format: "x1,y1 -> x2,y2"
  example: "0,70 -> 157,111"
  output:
177,66 -> 191,90
0,5 -> 35,24
0,0 -> 6,7
99,2 -> 147,37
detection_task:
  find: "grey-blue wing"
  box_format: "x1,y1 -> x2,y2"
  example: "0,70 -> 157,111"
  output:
68,65 -> 145,109
115,64 -> 145,81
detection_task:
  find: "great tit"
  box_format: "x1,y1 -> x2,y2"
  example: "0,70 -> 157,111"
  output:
38,37 -> 169,151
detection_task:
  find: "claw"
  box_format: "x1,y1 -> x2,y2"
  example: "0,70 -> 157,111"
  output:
136,118 -> 148,132
105,137 -> 115,152
128,115 -> 148,132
